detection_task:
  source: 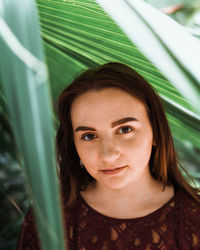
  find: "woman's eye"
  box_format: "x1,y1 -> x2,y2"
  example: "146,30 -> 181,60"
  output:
118,126 -> 133,134
81,133 -> 97,141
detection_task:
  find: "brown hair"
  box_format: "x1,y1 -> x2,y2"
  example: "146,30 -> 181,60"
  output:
56,62 -> 200,207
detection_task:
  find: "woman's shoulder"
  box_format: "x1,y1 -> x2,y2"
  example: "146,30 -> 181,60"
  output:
174,187 -> 200,232
176,187 -> 200,218
16,203 -> 74,250
176,187 -> 200,211
16,208 -> 41,250
173,187 -> 200,248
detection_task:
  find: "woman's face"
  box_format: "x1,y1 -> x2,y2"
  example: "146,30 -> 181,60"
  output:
71,87 -> 154,190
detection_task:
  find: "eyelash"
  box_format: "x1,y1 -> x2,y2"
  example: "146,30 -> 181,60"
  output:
81,133 -> 97,141
80,126 -> 134,141
118,126 -> 133,134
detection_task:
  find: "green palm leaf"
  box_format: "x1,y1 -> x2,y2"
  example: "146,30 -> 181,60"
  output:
96,0 -> 200,110
36,0 -> 200,149
0,0 -> 65,249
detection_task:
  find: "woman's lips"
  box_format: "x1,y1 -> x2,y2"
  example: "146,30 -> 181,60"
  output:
101,165 -> 127,175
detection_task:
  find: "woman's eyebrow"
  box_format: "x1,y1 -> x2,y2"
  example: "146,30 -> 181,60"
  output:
75,117 -> 138,132
111,117 -> 138,127
75,126 -> 96,132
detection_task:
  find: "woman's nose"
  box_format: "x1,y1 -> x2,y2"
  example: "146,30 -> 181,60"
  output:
99,139 -> 120,163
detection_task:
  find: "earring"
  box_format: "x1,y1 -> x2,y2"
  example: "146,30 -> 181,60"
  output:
80,160 -> 84,168
152,141 -> 156,146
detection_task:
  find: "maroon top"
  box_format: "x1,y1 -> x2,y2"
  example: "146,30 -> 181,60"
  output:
17,186 -> 200,250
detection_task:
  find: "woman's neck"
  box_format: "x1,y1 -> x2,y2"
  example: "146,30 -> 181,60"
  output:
80,174 -> 174,219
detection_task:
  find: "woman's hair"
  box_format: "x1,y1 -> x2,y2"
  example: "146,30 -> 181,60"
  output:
56,62 -> 200,207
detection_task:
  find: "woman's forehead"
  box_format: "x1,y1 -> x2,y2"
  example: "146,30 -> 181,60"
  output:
70,88 -> 149,127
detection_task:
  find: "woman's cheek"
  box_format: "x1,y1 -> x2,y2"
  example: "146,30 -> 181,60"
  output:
77,142 -> 98,160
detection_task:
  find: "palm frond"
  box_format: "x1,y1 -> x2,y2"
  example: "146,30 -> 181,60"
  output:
37,0 -> 200,149
0,0 -> 65,249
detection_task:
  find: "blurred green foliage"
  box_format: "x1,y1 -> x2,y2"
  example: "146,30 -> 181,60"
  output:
0,87 -> 29,249
148,0 -> 200,37
146,0 -> 200,181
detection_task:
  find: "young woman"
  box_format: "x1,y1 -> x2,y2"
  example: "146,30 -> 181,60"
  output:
17,62 -> 200,249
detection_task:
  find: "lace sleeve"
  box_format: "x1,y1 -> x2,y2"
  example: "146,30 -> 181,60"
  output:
16,208 -> 41,250
178,192 -> 200,249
